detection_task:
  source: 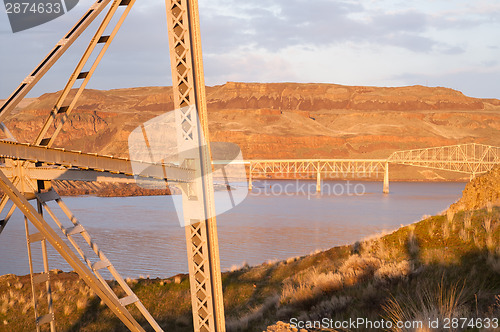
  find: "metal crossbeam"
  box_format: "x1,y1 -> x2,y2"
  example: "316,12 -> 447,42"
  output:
35,0 -> 136,148
1,166 -> 136,183
248,158 -> 389,194
0,0 -> 113,126
1,0 -> 226,331
0,140 -> 194,183
250,159 -> 387,177
0,170 -> 147,332
166,0 -> 225,331
388,143 -> 500,175
37,188 -> 163,332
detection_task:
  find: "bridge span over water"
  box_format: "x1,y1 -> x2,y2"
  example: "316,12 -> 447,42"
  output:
246,143 -> 500,194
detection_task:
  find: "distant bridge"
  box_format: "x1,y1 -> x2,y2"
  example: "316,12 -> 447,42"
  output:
247,143 -> 500,194
387,143 -> 500,176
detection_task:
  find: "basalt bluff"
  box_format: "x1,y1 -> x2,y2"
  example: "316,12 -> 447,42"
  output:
3,82 -> 499,182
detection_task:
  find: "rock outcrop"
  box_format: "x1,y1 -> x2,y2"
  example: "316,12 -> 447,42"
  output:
449,166 -> 500,213
2,82 -> 499,183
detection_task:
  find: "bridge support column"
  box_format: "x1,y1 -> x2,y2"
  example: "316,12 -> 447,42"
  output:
316,171 -> 321,193
248,169 -> 252,191
383,162 -> 389,194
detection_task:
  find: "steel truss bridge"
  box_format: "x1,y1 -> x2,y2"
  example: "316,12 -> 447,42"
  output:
248,143 -> 500,194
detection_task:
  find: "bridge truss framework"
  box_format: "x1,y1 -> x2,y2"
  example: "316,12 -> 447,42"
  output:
0,0 -> 225,331
248,143 -> 500,194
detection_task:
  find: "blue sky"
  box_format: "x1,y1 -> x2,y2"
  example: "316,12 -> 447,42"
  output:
1,0 -> 500,99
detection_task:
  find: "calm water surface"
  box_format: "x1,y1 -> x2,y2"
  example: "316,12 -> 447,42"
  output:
0,180 -> 465,278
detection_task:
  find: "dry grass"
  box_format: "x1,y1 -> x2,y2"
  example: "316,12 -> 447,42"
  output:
285,256 -> 300,264
21,303 -> 31,314
125,277 -> 137,286
78,284 -> 92,298
459,227 -> 469,242
229,261 -> 249,272
442,222 -> 450,240
383,280 -> 467,332
54,281 -> 64,293
304,295 -> 351,321
280,280 -> 315,305
0,302 -> 8,314
464,212 -> 472,230
428,222 -> 436,239
486,234 -> 496,251
487,251 -> 500,273
407,231 -> 419,256
64,304 -> 72,315
483,217 -> 492,233
310,271 -> 344,293
17,293 -> 26,304
338,254 -> 381,278
374,260 -> 411,282
473,229 -> 482,249
76,298 -> 88,310
279,249 -> 413,307
226,295 -> 279,331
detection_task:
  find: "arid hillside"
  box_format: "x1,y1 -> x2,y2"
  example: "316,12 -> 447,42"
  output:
3,82 -> 500,180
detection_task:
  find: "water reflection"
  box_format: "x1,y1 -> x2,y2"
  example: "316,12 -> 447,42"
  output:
0,180 -> 465,278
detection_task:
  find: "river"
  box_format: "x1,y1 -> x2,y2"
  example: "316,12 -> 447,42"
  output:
0,180 -> 465,278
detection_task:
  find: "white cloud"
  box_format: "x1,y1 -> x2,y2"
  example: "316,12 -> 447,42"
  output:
1,0 -> 499,99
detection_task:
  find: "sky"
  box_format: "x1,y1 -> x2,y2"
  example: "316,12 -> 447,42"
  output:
1,0 -> 500,99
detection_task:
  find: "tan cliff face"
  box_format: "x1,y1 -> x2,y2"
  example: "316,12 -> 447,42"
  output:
2,82 -> 499,181
449,165 -> 500,213
207,82 -> 485,111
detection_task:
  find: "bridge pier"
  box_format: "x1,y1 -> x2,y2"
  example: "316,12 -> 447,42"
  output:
316,171 -> 321,193
248,170 -> 252,191
383,162 -> 389,194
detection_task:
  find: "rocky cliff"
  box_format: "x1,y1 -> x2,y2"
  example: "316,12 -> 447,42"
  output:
449,165 -> 500,213
3,82 -> 500,182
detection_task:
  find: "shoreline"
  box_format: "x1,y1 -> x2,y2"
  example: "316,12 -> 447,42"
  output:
53,178 -> 469,197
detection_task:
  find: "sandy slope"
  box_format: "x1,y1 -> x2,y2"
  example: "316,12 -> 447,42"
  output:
2,82 -> 499,181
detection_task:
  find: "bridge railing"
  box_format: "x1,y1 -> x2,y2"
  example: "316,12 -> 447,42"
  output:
249,159 -> 387,179
387,143 -> 500,175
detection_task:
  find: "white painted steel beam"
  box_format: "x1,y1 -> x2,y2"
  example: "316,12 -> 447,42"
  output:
0,141 -> 194,183
166,0 -> 225,331
0,0 -> 114,125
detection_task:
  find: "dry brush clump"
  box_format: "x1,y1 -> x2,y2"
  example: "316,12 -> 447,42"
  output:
487,248 -> 500,273
374,261 -> 411,282
383,280 -> 468,332
300,295 -> 351,322
226,295 -> 280,331
279,241 -> 413,309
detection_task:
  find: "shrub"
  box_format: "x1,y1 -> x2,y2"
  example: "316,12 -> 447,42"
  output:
374,261 -> 411,282
383,280 -> 467,331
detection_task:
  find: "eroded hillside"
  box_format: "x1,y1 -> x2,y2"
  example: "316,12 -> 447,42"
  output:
3,82 -> 500,180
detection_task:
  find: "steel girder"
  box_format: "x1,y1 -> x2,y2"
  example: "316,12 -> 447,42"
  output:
166,0 -> 225,331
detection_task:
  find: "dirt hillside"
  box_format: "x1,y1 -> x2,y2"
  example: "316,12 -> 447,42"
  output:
3,82 -> 499,181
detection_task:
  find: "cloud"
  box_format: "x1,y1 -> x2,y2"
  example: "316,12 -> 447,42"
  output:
1,0 -> 499,99
371,10 -> 428,32
204,51 -> 298,84
199,0 -> 471,55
